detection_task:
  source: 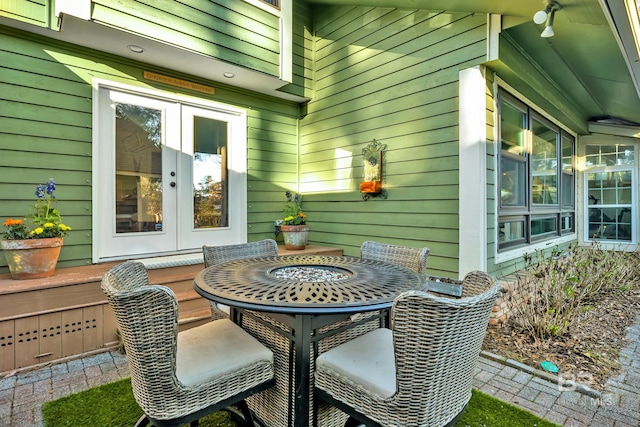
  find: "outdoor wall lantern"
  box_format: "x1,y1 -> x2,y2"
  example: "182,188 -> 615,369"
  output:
360,139 -> 387,200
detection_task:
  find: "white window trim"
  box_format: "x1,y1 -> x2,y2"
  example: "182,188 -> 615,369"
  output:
582,165 -> 635,245
243,0 -> 281,15
579,137 -> 638,248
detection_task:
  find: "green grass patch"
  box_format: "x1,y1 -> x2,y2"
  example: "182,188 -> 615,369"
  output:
42,378 -> 559,427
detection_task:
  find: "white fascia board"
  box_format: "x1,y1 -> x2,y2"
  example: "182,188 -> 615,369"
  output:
487,14 -> 501,62
599,0 -> 640,100
55,0 -> 91,20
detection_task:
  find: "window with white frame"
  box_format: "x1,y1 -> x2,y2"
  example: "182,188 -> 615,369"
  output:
497,90 -> 575,252
584,144 -> 635,243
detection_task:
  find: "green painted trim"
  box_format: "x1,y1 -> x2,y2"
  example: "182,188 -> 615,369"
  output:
491,34 -> 588,134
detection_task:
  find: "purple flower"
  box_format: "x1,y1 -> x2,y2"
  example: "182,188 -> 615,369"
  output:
45,179 -> 56,195
35,184 -> 46,199
285,191 -> 292,201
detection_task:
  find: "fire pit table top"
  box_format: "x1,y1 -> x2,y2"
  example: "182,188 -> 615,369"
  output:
194,255 -> 426,314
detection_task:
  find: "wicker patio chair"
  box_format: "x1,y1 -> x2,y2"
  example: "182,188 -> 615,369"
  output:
202,239 -> 279,320
360,240 -> 430,274
102,261 -> 275,427
314,271 -> 501,427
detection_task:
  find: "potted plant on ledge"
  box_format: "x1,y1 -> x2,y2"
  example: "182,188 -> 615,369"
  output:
1,179 -> 72,280
279,191 -> 309,250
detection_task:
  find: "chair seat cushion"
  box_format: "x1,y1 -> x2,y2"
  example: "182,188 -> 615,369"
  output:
177,319 -> 273,386
316,327 -> 395,398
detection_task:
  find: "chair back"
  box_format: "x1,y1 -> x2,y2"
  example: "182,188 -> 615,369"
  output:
390,271 -> 500,426
360,240 -> 430,274
203,239 -> 278,267
101,261 -> 180,416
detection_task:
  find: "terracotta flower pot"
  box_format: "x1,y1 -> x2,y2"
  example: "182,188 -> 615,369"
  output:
280,225 -> 310,250
1,237 -> 63,280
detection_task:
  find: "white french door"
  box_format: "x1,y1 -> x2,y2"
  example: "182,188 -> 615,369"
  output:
94,83 -> 246,262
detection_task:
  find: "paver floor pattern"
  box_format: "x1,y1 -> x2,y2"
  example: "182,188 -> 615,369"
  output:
1,315 -> 639,426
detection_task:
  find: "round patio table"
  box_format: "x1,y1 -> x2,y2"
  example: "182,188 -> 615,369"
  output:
193,254 -> 425,427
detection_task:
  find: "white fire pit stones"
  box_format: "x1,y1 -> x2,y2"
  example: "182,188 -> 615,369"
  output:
271,266 -> 350,282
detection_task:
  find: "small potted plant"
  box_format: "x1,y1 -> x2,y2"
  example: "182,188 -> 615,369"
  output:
279,191 -> 309,250
1,178 -> 72,279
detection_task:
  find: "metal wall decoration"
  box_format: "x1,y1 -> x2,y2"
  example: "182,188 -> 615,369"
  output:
360,139 -> 387,200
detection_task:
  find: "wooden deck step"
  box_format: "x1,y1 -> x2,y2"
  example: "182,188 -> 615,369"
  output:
178,307 -> 212,330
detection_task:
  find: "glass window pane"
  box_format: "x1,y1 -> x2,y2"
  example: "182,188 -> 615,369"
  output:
561,213 -> 574,232
497,91 -> 576,251
500,98 -> 527,207
589,207 -> 632,241
499,220 -> 525,244
531,118 -> 558,205
585,145 -> 635,168
617,171 -> 632,203
531,216 -> 557,237
501,157 -> 526,206
500,101 -> 526,157
561,134 -> 574,207
115,103 -> 163,234
193,117 -> 228,229
586,167 -> 633,242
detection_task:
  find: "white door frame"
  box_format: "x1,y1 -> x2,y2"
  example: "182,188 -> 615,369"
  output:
92,79 -> 247,263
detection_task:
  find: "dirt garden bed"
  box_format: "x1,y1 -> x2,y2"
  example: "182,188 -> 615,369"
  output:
481,246 -> 640,391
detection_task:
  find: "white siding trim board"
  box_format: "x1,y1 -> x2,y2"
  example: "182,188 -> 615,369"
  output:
459,66 -> 488,278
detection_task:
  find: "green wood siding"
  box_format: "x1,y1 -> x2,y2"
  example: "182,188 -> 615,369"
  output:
91,0 -> 280,76
300,6 -> 488,277
0,0 -> 51,28
0,26 -> 299,272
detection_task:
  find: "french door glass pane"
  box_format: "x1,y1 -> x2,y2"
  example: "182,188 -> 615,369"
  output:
193,116 -> 228,229
531,118 -> 558,205
114,103 -> 163,234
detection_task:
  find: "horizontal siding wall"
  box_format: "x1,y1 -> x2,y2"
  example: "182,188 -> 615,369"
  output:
0,26 -> 300,273
300,6 -> 488,277
0,0 -> 51,28
92,0 -> 281,76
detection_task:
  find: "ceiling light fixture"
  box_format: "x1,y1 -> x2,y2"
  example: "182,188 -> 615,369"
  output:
127,44 -> 145,54
533,2 -> 561,38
